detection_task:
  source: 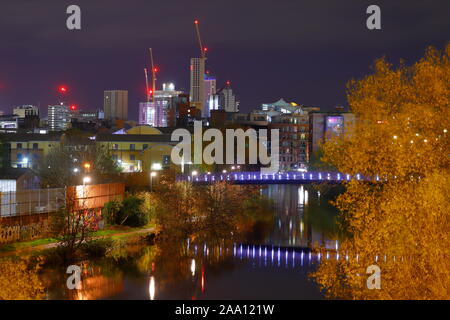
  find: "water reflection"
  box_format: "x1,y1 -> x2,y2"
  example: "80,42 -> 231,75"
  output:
41,184 -> 341,300
149,276 -> 155,300
263,184 -> 340,249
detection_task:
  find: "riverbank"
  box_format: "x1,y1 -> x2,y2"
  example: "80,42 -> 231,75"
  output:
0,226 -> 155,257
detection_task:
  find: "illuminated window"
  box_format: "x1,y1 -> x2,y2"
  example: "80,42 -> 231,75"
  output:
163,155 -> 170,165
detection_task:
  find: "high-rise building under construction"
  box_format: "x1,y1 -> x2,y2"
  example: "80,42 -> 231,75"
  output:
189,57 -> 206,113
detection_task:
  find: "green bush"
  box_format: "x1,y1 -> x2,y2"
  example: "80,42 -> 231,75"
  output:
102,199 -> 122,225
117,196 -> 148,227
81,238 -> 114,257
103,195 -> 149,227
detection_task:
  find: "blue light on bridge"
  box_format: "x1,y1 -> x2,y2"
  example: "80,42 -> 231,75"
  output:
178,171 -> 383,184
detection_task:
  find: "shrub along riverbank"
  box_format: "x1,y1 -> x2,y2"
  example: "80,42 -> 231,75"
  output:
2,181 -> 273,263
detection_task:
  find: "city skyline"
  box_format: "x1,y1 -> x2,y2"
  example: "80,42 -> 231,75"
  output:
0,0 -> 449,120
0,1 -> 449,303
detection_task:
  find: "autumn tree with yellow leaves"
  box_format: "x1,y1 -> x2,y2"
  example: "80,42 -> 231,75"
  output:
0,258 -> 44,300
311,45 -> 450,299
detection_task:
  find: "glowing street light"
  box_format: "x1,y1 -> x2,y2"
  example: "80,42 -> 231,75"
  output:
150,171 -> 157,191
190,259 -> 196,276
151,163 -> 162,171
149,276 -> 155,300
82,176 -> 91,185
192,170 -> 198,176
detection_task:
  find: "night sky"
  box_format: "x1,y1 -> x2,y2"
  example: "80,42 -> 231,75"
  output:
0,0 -> 449,120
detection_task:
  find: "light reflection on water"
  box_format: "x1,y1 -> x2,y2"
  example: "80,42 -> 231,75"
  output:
42,184 -> 341,300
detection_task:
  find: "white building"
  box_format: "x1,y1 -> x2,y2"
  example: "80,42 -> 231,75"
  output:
208,82 -> 239,114
13,105 -> 39,118
203,75 -> 216,117
139,83 -> 183,127
48,104 -> 69,131
222,87 -> 239,113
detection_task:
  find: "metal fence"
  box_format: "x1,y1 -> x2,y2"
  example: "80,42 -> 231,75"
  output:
0,188 -> 66,217
0,183 -> 125,218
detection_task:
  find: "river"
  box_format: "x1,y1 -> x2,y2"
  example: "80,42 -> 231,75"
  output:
42,184 -> 342,300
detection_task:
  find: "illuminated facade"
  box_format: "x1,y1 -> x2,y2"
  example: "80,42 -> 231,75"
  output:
96,133 -> 176,173
1,129 -> 177,173
269,109 -> 310,170
4,133 -> 61,169
48,104 -> 69,131
309,111 -> 355,154
139,83 -> 183,127
139,101 -> 168,127
203,75 -> 216,117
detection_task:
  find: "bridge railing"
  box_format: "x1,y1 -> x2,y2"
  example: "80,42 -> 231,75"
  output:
177,171 -> 383,184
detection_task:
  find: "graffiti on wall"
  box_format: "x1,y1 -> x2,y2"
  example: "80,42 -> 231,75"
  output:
0,219 -> 50,244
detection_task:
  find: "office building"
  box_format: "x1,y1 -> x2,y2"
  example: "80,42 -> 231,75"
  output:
139,83 -> 183,127
13,105 -> 39,118
208,82 -> 239,114
221,86 -> 239,113
104,90 -> 128,121
139,101 -> 169,127
203,75 -> 216,117
309,111 -> 355,155
0,115 -> 19,132
190,58 -> 206,113
269,108 -> 310,170
48,104 -> 69,131
12,105 -> 40,130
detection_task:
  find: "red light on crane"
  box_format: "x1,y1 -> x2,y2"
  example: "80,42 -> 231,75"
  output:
194,20 -> 199,25
70,105 -> 77,111
153,67 -> 158,73
148,89 -> 154,96
203,47 -> 208,52
59,86 -> 68,93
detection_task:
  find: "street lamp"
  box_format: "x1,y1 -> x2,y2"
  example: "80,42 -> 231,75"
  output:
192,170 -> 198,177
150,171 -> 157,191
23,157 -> 29,168
151,163 -> 162,171
83,162 -> 91,172
83,176 -> 91,185
82,176 -> 91,199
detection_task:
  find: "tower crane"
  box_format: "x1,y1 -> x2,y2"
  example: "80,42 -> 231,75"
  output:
149,48 -> 157,102
194,20 -> 208,59
144,68 -> 150,102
